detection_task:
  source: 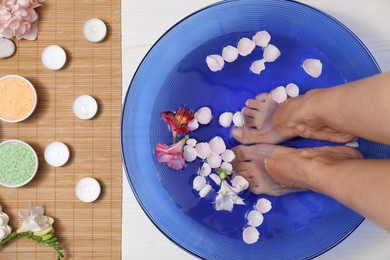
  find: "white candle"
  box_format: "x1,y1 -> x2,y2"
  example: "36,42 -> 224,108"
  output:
41,45 -> 67,70
76,177 -> 101,203
83,18 -> 107,43
73,95 -> 98,120
44,142 -> 70,167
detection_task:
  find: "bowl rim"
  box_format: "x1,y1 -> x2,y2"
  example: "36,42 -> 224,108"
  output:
0,139 -> 39,188
0,74 -> 38,123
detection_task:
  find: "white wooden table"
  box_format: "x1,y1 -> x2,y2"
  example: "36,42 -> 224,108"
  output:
121,1 -> 390,259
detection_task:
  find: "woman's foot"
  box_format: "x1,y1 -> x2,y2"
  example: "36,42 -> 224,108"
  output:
231,90 -> 356,145
232,144 -> 363,196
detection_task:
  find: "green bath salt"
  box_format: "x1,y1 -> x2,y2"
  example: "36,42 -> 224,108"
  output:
0,142 -> 36,186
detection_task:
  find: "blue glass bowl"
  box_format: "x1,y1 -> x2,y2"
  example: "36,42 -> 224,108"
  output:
122,0 -> 382,259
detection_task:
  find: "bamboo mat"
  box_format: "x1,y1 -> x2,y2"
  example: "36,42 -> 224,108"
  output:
0,0 -> 121,259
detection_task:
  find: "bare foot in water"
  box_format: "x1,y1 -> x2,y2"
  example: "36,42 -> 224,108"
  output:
232,144 -> 363,196
231,90 -> 356,145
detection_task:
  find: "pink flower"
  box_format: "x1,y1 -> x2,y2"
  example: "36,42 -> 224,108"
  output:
155,137 -> 188,170
0,0 -> 45,40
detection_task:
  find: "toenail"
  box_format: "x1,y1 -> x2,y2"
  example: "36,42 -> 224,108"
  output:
232,127 -> 243,138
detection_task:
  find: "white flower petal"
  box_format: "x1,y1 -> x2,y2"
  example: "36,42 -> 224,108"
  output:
303,58 -> 322,78
193,176 -> 207,191
195,142 -> 212,160
219,112 -> 233,128
207,153 -> 222,169
208,136 -> 226,155
183,145 -> 197,162
206,54 -> 224,72
231,175 -> 249,192
199,162 -> 212,177
209,173 -> 221,186
250,59 -> 266,74
263,44 -> 281,62
286,83 -> 299,97
188,119 -> 199,131
199,184 -> 212,198
195,107 -> 212,125
242,226 -> 260,244
247,210 -> 264,227
252,30 -> 271,47
215,194 -> 234,211
233,111 -> 244,127
237,37 -> 256,56
345,141 -> 359,148
220,162 -> 233,174
221,149 -> 235,162
270,86 -> 287,104
186,138 -> 197,147
222,45 -> 239,63
256,198 -> 272,214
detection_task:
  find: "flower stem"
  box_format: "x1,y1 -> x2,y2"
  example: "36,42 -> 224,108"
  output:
0,231 -> 18,246
0,231 -> 64,259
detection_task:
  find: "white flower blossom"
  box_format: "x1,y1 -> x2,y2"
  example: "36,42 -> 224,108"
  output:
17,201 -> 54,236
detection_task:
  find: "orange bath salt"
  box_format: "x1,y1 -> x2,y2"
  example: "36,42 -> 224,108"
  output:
0,77 -> 36,121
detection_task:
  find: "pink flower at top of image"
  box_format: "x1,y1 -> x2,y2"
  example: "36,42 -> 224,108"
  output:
155,137 -> 188,170
162,107 -> 194,143
0,0 -> 45,40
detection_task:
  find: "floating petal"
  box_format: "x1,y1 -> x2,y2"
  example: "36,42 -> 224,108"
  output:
209,173 -> 221,186
193,176 -> 207,191
256,198 -> 272,214
252,30 -> 271,47
183,145 -> 197,162
247,210 -> 264,227
303,58 -> 322,78
250,59 -> 266,75
195,107 -> 212,125
206,54 -> 224,72
215,193 -> 234,211
195,142 -> 212,160
220,162 -> 233,175
270,86 -> 287,104
207,153 -> 222,169
186,138 -> 197,147
199,184 -> 212,198
345,141 -> 359,148
222,45 -> 239,63
188,119 -> 199,131
242,226 -> 260,244
263,44 -> 281,62
286,83 -> 299,97
199,162 -> 212,177
231,175 -> 249,192
237,37 -> 256,56
233,111 -> 244,127
221,149 -> 235,162
209,136 -> 226,155
219,112 -> 233,128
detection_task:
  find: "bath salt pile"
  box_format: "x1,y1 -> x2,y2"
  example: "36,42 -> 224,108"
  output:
0,142 -> 36,186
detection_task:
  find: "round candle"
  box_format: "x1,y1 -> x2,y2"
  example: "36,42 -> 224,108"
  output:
44,142 -> 70,167
73,95 -> 98,120
76,177 -> 101,203
41,45 -> 67,70
83,18 -> 107,43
